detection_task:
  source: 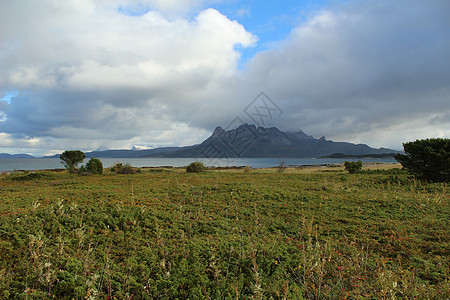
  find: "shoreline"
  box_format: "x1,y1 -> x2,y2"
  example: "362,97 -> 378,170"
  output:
1,162 -> 402,175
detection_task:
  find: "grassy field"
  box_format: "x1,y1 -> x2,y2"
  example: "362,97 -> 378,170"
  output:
0,165 -> 448,299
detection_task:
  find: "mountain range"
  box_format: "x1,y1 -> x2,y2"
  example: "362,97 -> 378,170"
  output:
3,125 -> 399,159
68,124 -> 399,158
157,124 -> 398,158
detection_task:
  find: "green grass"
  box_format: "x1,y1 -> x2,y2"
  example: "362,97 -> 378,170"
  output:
0,168 -> 448,299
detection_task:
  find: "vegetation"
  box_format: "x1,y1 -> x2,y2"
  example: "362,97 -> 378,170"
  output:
111,163 -> 136,174
395,138 -> 450,182
4,171 -> 59,181
85,157 -> 103,175
186,161 -> 207,173
59,150 -> 86,173
0,166 -> 448,299
344,160 -> 362,174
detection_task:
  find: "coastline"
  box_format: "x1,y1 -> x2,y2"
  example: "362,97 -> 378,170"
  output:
1,161 -> 402,175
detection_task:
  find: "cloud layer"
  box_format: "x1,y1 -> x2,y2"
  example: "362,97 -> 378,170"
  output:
0,1 -> 256,153
1,0 -> 449,155
244,0 -> 450,147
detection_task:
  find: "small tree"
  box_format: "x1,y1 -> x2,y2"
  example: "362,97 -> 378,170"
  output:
186,162 -> 207,173
395,138 -> 450,182
86,157 -> 103,174
344,160 -> 362,174
60,150 -> 86,173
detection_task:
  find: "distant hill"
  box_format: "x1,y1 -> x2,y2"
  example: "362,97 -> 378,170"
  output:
0,153 -> 35,158
41,146 -> 195,159
321,153 -> 398,159
84,146 -> 195,158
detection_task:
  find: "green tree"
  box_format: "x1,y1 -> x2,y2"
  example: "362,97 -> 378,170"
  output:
86,157 -> 103,174
395,138 -> 450,182
60,150 -> 86,173
344,160 -> 362,174
186,161 -> 207,173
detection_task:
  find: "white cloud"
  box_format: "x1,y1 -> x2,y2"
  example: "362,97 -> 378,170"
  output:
0,133 -> 43,150
116,0 -> 215,16
235,8 -> 250,19
0,133 -> 14,147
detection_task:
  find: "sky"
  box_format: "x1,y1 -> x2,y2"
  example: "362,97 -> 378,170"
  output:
0,0 -> 449,156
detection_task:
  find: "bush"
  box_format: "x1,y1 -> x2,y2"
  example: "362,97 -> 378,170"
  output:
86,157 -> 103,174
111,163 -> 136,174
344,160 -> 362,174
78,165 -> 88,174
395,138 -> 450,182
186,162 -> 207,173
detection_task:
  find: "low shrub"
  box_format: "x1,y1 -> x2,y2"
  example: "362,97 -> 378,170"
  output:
86,157 -> 103,174
111,163 -> 136,174
344,160 -> 362,174
186,162 -> 207,173
78,166 -> 88,174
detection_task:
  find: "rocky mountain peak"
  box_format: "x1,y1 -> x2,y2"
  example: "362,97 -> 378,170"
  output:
212,126 -> 225,137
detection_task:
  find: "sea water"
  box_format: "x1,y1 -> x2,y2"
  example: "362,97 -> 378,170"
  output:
0,157 -> 397,172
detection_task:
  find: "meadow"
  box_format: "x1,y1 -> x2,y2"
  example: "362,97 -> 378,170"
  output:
0,165 -> 448,299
